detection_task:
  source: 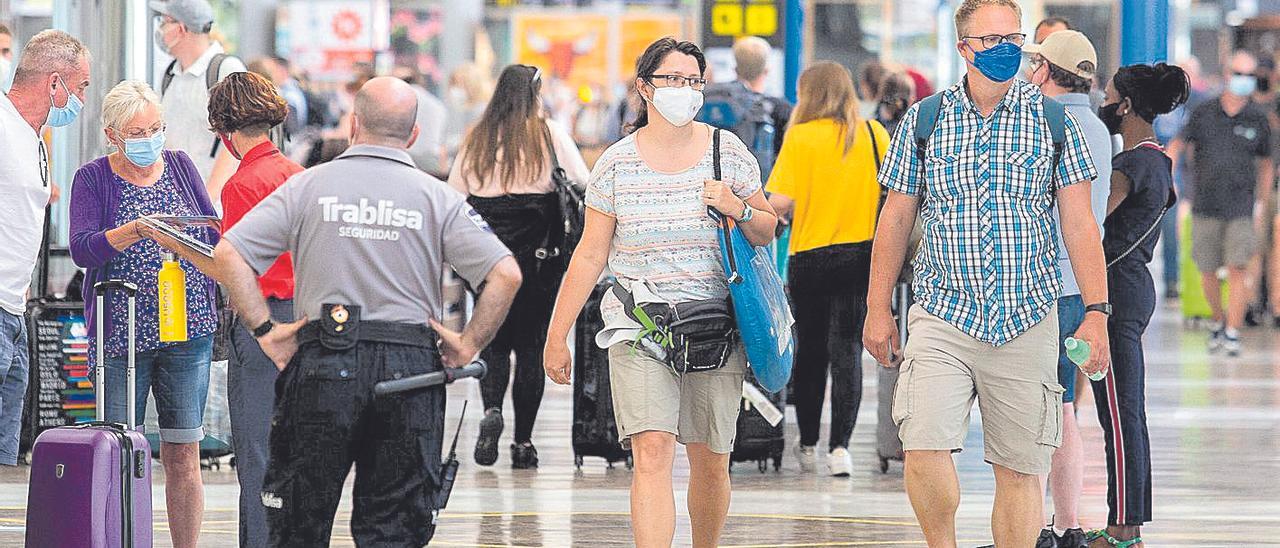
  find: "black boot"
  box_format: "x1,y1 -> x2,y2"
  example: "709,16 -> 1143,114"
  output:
474,408 -> 503,466
511,442 -> 539,469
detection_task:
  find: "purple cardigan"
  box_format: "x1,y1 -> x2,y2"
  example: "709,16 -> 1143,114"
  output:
69,150 -> 219,339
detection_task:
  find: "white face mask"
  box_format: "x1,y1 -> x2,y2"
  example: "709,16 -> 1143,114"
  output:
650,86 -> 703,127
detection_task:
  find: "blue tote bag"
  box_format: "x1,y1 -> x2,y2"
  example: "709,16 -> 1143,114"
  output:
710,130 -> 795,393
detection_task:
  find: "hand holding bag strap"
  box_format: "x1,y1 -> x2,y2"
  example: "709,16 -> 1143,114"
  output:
708,129 -> 741,282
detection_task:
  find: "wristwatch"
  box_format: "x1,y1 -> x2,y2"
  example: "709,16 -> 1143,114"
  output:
1084,302 -> 1113,317
738,201 -> 755,223
252,320 -> 275,339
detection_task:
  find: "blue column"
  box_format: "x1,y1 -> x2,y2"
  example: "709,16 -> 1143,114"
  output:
1120,0 -> 1169,65
784,0 -> 803,103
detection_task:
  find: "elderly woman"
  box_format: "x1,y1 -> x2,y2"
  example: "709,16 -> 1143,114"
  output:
69,80 -> 217,548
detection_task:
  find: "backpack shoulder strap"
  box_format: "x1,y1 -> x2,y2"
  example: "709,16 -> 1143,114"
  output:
1042,95 -> 1067,172
913,92 -> 946,163
206,54 -> 229,90
161,59 -> 179,95
867,120 -> 882,172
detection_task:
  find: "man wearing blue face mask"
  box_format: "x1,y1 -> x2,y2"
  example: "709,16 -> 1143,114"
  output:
864,1 -> 1110,546
1169,51 -> 1274,357
0,29 -> 91,468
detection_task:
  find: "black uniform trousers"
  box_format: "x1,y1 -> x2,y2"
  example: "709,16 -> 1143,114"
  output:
1090,264 -> 1155,526
262,337 -> 446,547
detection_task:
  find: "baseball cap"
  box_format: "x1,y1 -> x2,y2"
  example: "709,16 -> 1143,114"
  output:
149,0 -> 214,33
1024,30 -> 1097,80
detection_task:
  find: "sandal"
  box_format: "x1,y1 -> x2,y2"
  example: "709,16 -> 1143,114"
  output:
1085,529 -> 1143,548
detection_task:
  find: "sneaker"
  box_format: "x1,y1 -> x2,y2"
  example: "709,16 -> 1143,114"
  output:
1208,326 -> 1226,353
793,443 -> 817,473
828,447 -> 853,477
1058,528 -> 1089,548
1034,528 -> 1057,548
473,408 -> 503,466
511,442 -> 539,469
1224,329 -> 1242,357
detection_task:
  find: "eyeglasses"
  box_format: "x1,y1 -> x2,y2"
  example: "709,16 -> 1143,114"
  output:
647,74 -> 708,91
38,140 -> 48,188
961,33 -> 1027,50
117,124 -> 165,139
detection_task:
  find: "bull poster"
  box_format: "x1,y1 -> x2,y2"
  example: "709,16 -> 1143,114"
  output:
512,12 -> 685,89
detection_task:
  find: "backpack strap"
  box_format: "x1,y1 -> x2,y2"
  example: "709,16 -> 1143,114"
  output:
205,54 -> 228,90
161,59 -> 178,96
913,92 -> 946,163
1042,95 -> 1067,174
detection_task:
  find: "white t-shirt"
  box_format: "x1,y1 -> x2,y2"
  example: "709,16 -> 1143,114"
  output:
0,93 -> 51,315
447,119 -> 590,196
160,43 -> 246,185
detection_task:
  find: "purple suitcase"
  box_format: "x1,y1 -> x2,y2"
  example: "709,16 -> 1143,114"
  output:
26,281 -> 153,547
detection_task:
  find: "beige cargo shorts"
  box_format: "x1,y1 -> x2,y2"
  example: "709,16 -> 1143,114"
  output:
607,343 -> 747,454
892,305 -> 1063,475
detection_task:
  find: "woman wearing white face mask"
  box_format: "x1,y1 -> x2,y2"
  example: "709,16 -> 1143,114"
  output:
68,80 -> 218,548
543,37 -> 777,548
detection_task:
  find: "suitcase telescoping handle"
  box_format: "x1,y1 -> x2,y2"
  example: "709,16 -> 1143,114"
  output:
94,281 -> 139,429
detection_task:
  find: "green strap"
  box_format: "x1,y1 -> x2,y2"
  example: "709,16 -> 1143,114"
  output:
1086,529 -> 1142,548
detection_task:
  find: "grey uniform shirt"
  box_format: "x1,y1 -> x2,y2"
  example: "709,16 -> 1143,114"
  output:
1053,92 -> 1112,296
223,144 -> 511,324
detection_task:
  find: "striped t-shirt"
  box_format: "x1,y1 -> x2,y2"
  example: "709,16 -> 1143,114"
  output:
585,127 -> 762,349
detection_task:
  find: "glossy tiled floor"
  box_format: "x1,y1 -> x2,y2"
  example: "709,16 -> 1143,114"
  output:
3,297 -> 1279,546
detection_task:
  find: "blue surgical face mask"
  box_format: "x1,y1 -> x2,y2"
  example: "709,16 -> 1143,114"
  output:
121,130 -> 166,167
1229,74 -> 1258,98
46,76 -> 83,128
968,42 -> 1023,84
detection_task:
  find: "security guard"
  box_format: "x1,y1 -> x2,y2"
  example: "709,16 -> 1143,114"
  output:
214,76 -> 522,547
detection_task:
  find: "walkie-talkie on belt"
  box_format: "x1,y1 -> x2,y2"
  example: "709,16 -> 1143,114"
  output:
436,401 -> 466,510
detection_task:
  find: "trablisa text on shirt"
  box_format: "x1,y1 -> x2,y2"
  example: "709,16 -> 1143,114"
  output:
319,196 -> 424,241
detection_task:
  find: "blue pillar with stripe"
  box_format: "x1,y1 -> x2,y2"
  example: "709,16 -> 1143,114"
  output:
1120,0 -> 1169,65
784,0 -> 803,103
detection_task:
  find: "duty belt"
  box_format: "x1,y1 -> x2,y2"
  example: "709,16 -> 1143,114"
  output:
297,321 -> 437,347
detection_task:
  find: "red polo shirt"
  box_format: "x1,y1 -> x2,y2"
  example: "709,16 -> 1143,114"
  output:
221,141 -> 303,300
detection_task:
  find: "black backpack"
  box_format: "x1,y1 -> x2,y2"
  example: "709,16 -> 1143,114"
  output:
698,81 -> 778,179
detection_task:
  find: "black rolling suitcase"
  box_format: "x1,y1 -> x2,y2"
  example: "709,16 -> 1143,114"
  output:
730,368 -> 785,473
876,283 -> 910,473
572,281 -> 632,469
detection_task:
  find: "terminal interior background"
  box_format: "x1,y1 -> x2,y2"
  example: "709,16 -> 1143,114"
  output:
2,0 -> 1280,545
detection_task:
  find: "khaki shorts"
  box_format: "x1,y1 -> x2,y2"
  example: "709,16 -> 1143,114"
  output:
892,305 -> 1063,475
608,343 -> 747,454
1192,215 -> 1258,271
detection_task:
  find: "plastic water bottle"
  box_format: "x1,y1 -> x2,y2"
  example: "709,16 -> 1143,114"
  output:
1064,337 -> 1105,381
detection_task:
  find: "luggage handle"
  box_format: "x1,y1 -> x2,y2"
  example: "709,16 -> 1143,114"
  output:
94,281 -> 139,429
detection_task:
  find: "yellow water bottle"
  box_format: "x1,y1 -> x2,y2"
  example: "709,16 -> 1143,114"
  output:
158,251 -> 188,342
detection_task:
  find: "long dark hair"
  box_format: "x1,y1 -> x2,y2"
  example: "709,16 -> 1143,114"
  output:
461,64 -> 548,193
1112,63 -> 1190,123
626,37 -> 706,134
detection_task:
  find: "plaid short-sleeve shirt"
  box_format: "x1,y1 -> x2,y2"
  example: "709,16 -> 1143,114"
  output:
878,79 -> 1098,346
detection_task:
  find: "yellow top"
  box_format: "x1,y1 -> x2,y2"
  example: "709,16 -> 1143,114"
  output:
766,118 -> 890,255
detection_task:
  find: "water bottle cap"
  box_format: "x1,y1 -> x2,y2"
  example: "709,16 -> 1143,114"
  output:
162,251 -> 177,262
1064,338 -> 1078,350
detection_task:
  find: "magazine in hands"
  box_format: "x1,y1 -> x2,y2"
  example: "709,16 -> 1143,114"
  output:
138,215 -> 221,259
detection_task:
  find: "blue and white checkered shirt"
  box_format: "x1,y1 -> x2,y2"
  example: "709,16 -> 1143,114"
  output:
879,79 -> 1098,346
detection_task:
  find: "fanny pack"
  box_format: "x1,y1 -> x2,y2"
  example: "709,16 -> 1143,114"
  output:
611,283 -> 737,374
